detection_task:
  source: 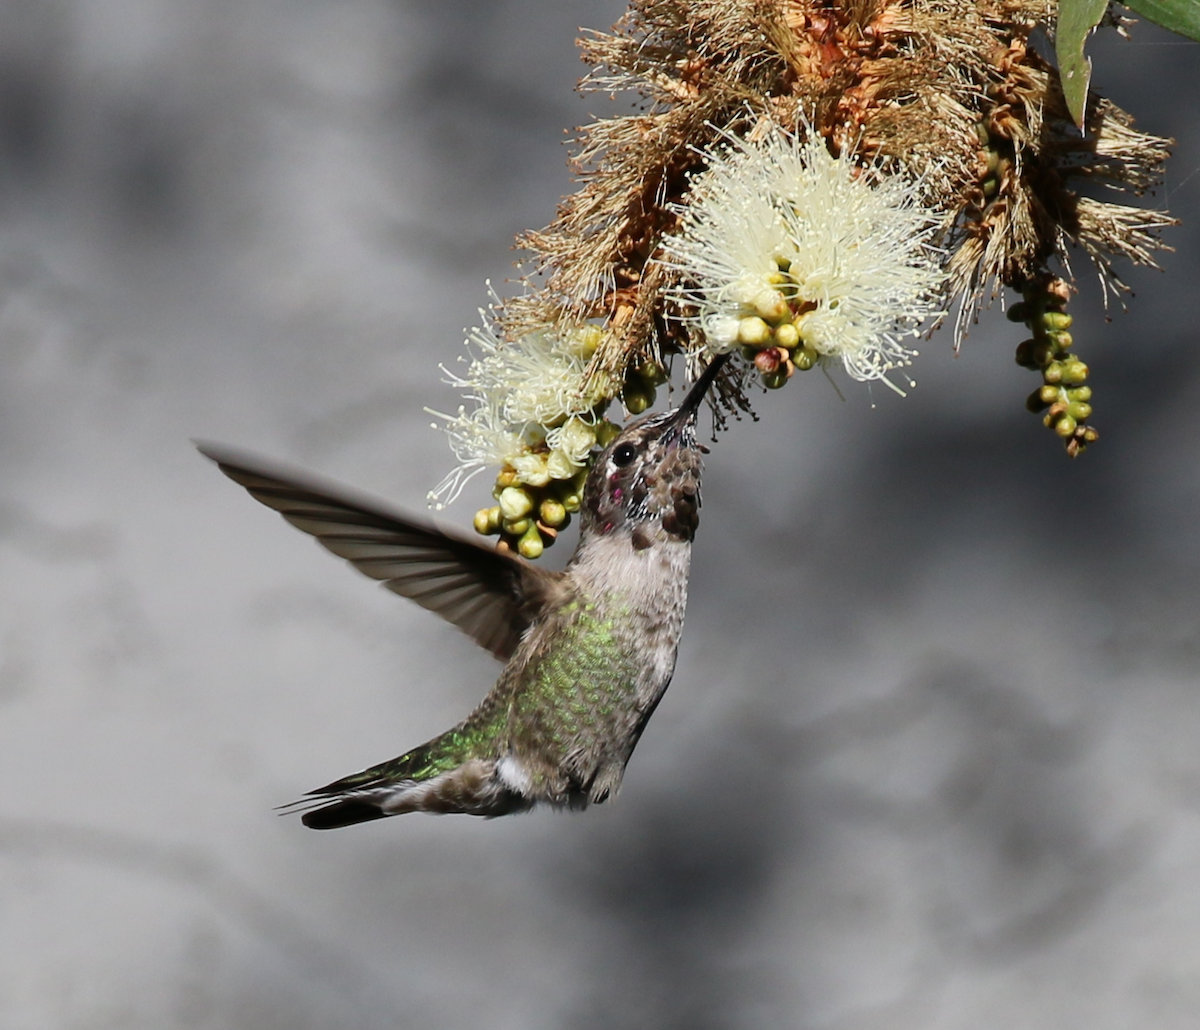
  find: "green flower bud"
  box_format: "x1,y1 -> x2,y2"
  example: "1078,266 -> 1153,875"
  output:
1066,386 -> 1092,402
473,508 -> 493,535
622,383 -> 653,415
503,517 -> 531,536
737,316 -> 771,346
1007,302 -> 1031,323
1044,362 -> 1064,384
498,485 -> 534,521
539,498 -> 568,528
775,322 -> 800,349
1068,402 -> 1093,421
638,360 -> 669,387
576,324 -> 603,358
561,492 -> 581,514
1047,330 -> 1073,351
1040,385 -> 1060,405
1032,342 -> 1054,367
517,524 -> 544,560
793,346 -> 819,371
486,506 -> 503,533
1061,361 -> 1089,386
1082,426 -> 1099,443
762,368 -> 788,389
1042,311 -> 1073,331
594,420 -> 621,448
1054,414 -> 1078,438
1026,389 -> 1050,413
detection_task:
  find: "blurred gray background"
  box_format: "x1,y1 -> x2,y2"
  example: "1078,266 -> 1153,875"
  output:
2,3 -> 1199,1028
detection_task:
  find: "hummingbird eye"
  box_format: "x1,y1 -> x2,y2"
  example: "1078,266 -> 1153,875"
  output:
612,442 -> 638,467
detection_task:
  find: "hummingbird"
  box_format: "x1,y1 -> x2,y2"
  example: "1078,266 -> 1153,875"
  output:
198,352 -> 728,828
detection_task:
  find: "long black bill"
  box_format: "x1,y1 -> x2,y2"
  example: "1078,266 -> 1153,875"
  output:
676,351 -> 731,421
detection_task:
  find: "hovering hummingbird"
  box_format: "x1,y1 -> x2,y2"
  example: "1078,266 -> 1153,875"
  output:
198,353 -> 728,828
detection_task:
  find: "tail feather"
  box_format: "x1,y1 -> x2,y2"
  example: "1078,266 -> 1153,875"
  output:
285,755 -> 533,827
301,798 -> 389,830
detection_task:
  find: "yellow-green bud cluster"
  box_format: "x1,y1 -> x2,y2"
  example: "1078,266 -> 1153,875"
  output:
732,260 -> 821,389
473,437 -> 607,558
621,359 -> 669,415
1011,277 -> 1098,458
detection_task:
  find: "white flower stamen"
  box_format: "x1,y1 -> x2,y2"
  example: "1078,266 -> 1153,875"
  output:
660,122 -> 947,393
427,311 -> 612,507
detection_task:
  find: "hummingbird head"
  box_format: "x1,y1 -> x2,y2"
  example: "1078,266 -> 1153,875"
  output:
581,354 -> 729,546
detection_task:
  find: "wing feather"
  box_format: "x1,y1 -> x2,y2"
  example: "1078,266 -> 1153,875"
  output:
197,442 -> 566,660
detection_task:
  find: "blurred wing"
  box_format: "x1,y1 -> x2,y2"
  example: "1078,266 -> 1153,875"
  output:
197,442 -> 565,661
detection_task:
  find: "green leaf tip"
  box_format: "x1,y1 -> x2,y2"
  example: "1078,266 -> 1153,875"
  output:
1057,0 -> 1110,129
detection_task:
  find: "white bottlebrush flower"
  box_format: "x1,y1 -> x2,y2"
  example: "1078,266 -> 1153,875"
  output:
660,122 -> 947,391
427,311 -> 612,507
467,322 -> 605,427
426,392 -> 523,508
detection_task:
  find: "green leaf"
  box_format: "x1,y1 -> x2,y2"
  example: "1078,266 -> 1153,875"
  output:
1122,0 -> 1200,41
1057,0 -> 1110,129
